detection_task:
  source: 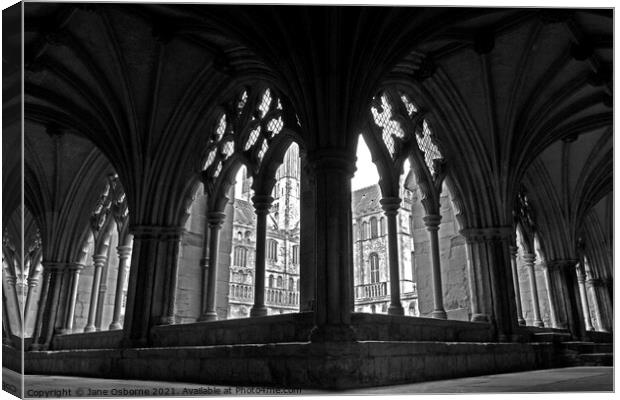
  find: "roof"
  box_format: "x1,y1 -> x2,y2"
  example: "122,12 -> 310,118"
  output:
351,185 -> 382,217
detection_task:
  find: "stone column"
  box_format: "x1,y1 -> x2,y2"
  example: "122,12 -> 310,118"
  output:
423,214 -> 446,319
94,258 -> 110,331
250,195 -> 274,317
299,155 -> 316,312
509,245 -> 526,325
61,264 -> 83,333
523,253 -> 544,327
198,212 -> 226,321
24,272 -> 41,332
5,274 -> 22,331
576,264 -> 593,331
33,263 -> 64,350
84,255 -> 106,332
109,245 -> 132,330
30,269 -> 50,350
159,229 -> 183,325
199,220 -> 210,321
461,227 -> 518,342
586,278 -> 609,332
381,197 -> 404,316
121,226 -> 162,346
546,260 -> 585,339
308,150 -> 356,342
541,262 -> 559,328
2,289 -> 13,344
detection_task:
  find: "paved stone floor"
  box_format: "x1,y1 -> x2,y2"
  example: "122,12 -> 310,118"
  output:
1,366 -> 614,398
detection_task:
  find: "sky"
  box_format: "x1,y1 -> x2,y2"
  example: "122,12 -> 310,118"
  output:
352,136 -> 380,191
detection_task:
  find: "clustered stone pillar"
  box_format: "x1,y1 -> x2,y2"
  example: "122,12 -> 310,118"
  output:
462,227 -> 519,342
546,260 -> 585,339
423,214 -> 446,319
299,156 -> 316,312
509,245 -> 526,325
199,212 -> 226,322
159,229 -> 183,325
308,150 -> 356,342
380,197 -> 404,316
2,290 -> 13,344
84,254 -> 107,332
250,195 -> 274,317
122,226 -> 184,347
24,271 -> 41,332
586,278 -> 609,332
109,245 -> 132,330
523,252 -> 544,327
60,264 -> 83,334
5,273 -> 22,330
575,264 -> 593,332
541,262 -> 559,328
32,263 -> 64,350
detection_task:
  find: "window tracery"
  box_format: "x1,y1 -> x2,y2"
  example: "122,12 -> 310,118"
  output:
369,89 -> 444,176
202,86 -> 291,183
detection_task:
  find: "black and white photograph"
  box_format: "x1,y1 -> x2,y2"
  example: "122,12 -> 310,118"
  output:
1,0 -> 615,397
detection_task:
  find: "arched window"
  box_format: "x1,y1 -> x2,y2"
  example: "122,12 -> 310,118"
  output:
379,217 -> 386,236
362,221 -> 368,240
233,246 -> 247,267
268,239 -> 278,261
296,279 -> 300,292
237,231 -> 243,241
288,277 -> 294,291
245,230 -> 252,240
352,223 -> 358,241
292,245 -> 299,265
268,274 -> 274,288
370,253 -> 380,283
277,276 -> 283,288
370,217 -> 378,238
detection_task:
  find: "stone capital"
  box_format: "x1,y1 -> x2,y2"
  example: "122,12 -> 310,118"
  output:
380,197 -> 401,215
585,277 -> 603,288
130,225 -> 184,240
509,245 -> 518,258
67,263 -> 85,272
117,245 -> 133,258
422,214 -> 442,230
207,211 -> 227,228
27,277 -> 39,287
522,252 -> 536,266
460,226 -> 512,242
252,195 -> 274,214
307,149 -> 356,177
41,261 -> 68,272
92,254 -> 108,267
545,259 -> 578,271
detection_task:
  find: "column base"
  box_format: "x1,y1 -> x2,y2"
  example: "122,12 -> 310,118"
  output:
431,310 -> 447,320
309,324 -> 357,343
109,322 -> 122,330
471,313 -> 490,323
83,325 -> 96,333
250,306 -> 268,317
517,318 -> 526,326
387,305 -> 404,316
534,320 -> 544,328
58,328 -> 72,335
197,312 -> 218,322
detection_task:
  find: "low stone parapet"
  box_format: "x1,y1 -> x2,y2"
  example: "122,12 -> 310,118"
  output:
51,330 -> 123,350
151,312 -> 314,346
352,313 -> 493,342
23,341 -> 560,389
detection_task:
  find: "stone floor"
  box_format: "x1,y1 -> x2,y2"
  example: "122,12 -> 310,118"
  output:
2,366 -> 613,398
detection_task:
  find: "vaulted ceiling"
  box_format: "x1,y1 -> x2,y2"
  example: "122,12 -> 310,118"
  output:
10,4 -> 613,266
